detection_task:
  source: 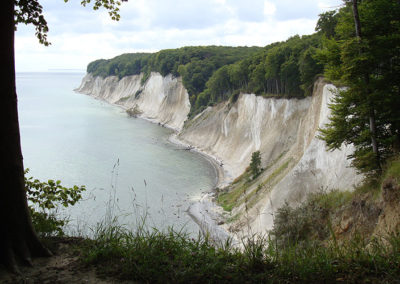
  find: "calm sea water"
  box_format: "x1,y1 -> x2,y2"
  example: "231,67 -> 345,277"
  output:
17,72 -> 216,236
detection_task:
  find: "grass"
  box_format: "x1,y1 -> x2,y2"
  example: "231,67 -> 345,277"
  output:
217,149 -> 290,214
309,189 -> 353,211
217,158 -> 292,213
217,169 -> 253,212
354,155 -> 400,200
383,155 -> 400,181
79,221 -> 400,283
246,159 -> 291,209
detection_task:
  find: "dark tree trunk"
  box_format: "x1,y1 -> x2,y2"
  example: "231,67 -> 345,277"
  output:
0,0 -> 51,272
351,0 -> 362,38
351,0 -> 381,170
366,77 -> 381,170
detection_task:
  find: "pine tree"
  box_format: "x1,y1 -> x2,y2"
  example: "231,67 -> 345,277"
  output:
250,151 -> 262,179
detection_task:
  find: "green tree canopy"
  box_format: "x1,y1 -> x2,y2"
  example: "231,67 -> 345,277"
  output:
318,0 -> 400,174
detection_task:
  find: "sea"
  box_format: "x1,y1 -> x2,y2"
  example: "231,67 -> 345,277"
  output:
17,71 -> 216,236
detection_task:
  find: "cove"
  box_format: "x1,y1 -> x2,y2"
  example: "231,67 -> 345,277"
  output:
17,72 -> 217,236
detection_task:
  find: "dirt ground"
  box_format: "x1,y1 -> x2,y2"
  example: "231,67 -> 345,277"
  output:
0,238 -> 135,284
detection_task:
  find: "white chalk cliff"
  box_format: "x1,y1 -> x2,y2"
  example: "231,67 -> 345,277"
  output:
76,72 -> 190,131
76,73 -> 363,235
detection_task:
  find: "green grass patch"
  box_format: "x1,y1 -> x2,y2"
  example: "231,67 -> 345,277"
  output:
355,155 -> 400,199
218,183 -> 248,212
218,157 -> 291,213
246,159 -> 291,209
383,155 -> 400,181
309,189 -> 353,211
217,170 -> 253,212
354,178 -> 381,199
226,213 -> 240,223
81,221 -> 400,283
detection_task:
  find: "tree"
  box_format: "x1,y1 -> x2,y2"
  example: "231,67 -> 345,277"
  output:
315,10 -> 339,39
0,0 -> 126,272
250,151 -> 262,179
318,0 -> 400,174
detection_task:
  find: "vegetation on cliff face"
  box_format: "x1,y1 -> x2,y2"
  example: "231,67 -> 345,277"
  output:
271,155 -> 400,247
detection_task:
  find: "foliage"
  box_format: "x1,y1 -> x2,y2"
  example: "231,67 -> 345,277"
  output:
318,0 -> 400,174
384,155 -> 400,182
218,157 -> 290,214
190,34 -> 323,112
315,10 -> 339,39
217,168 -> 253,212
356,155 -> 400,199
25,169 -> 86,237
81,218 -> 400,283
87,53 -> 151,78
271,189 -> 353,247
249,151 -> 262,179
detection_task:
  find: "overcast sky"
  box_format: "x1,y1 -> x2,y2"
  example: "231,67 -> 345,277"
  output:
15,0 -> 342,72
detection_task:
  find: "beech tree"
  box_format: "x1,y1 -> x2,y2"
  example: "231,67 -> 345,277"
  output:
0,0 -> 126,272
318,0 -> 400,173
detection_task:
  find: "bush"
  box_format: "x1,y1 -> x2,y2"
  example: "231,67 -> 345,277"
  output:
25,169 -> 86,237
270,189 -> 353,247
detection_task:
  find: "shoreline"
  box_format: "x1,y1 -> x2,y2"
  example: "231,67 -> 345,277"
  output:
168,134 -> 231,190
168,134 -> 238,245
75,90 -> 236,243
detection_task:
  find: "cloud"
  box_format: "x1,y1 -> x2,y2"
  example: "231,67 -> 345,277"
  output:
226,0 -> 266,22
264,1 -> 277,16
15,0 -> 343,71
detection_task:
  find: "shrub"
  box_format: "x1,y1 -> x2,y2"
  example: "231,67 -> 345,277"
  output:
25,169 -> 86,237
270,189 -> 353,247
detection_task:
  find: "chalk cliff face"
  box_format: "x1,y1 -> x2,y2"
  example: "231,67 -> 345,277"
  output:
76,72 -> 190,131
77,73 -> 363,235
178,78 -> 363,234
179,93 -> 311,185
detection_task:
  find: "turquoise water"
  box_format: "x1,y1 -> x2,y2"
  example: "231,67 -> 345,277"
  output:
17,72 -> 216,236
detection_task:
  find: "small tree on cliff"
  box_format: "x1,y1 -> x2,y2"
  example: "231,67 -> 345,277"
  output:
250,151 -> 262,179
0,0 -> 126,272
